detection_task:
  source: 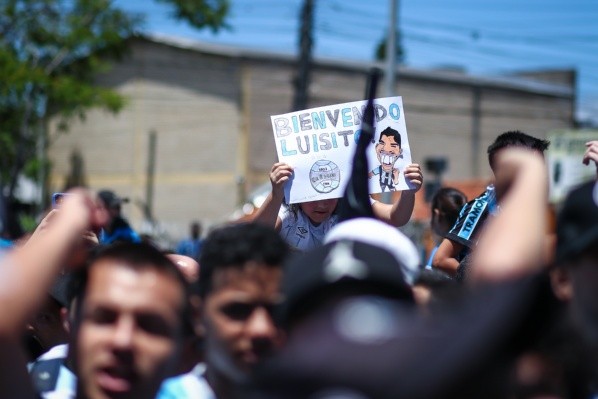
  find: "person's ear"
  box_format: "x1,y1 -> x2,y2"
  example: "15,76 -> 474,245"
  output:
550,267 -> 573,302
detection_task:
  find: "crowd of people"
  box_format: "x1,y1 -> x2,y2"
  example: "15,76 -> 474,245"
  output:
0,133 -> 596,399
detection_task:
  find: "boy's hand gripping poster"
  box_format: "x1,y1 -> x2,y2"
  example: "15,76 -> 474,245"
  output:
271,96 -> 413,204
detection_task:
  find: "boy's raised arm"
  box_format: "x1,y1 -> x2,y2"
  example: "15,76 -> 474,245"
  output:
251,162 -> 293,231
372,163 -> 423,226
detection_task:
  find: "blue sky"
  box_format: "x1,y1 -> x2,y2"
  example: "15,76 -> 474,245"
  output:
116,0 -> 598,124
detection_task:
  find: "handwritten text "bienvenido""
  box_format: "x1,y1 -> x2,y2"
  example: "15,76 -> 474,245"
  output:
272,103 -> 401,156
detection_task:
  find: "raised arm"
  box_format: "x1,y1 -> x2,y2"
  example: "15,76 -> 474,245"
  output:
583,140 -> 598,177
251,162 -> 293,231
0,190 -> 104,336
372,163 -> 423,226
470,149 -> 548,283
0,189 -> 106,398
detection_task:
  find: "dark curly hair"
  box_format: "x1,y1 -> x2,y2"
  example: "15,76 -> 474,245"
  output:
198,223 -> 290,298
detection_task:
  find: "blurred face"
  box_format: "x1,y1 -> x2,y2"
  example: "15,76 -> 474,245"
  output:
300,198 -> 338,226
26,297 -> 68,354
202,263 -> 283,381
75,260 -> 184,399
376,134 -> 402,172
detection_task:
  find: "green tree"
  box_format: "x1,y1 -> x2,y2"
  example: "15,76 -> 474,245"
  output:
0,0 -> 228,209
0,0 -> 137,202
157,0 -> 229,31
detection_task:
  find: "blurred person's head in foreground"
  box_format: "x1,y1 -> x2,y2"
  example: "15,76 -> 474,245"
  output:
550,180 -> 598,356
250,218 -> 451,399
69,242 -> 191,399
324,217 -> 420,284
278,218 -> 419,331
197,223 -> 290,393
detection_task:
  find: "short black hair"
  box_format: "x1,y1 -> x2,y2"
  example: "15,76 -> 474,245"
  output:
69,242 -> 191,327
379,126 -> 402,147
487,130 -> 550,169
198,223 -> 289,298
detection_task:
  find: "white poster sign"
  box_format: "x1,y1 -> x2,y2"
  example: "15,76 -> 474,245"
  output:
547,130 -> 598,203
270,96 -> 413,204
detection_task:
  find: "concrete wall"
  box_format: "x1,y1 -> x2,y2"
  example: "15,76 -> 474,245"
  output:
47,37 -> 574,243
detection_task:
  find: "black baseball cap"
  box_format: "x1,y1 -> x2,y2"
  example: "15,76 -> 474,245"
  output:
97,190 -> 129,208
279,240 -> 415,327
555,180 -> 598,264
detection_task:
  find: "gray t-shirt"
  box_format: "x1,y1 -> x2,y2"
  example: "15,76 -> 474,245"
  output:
279,207 -> 338,252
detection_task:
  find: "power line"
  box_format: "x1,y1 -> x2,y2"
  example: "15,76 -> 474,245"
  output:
320,2 -> 598,51
401,17 -> 598,45
318,21 -> 598,65
122,0 -> 598,115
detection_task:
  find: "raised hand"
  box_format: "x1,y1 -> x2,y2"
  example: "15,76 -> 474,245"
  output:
404,163 -> 423,192
583,140 -> 598,175
269,162 -> 294,199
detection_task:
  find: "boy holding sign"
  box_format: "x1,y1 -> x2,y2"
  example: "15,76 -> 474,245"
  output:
253,97 -> 423,252
254,161 -> 422,251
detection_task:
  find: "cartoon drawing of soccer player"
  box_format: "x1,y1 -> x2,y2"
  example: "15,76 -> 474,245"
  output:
368,126 -> 403,192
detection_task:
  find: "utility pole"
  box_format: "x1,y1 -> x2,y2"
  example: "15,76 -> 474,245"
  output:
145,130 -> 157,222
383,0 -> 399,204
385,0 -> 398,97
292,0 -> 314,111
